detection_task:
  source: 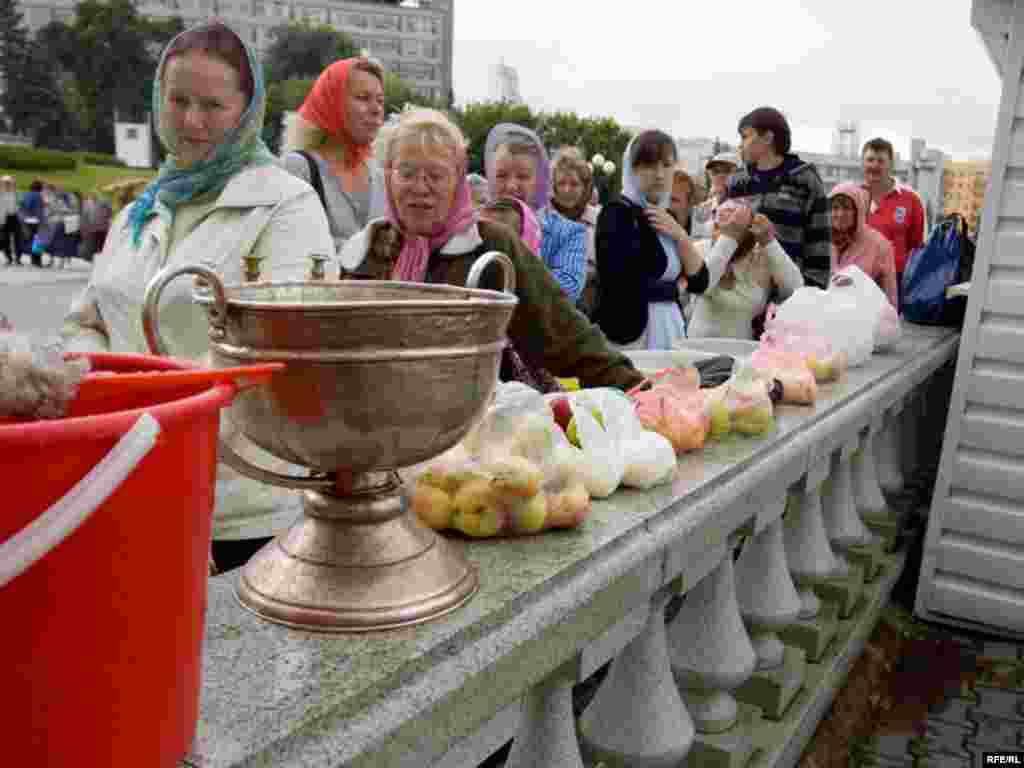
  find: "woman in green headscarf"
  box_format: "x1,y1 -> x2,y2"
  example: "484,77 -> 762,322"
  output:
62,21 -> 334,572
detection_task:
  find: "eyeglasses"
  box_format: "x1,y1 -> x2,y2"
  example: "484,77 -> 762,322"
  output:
390,163 -> 452,189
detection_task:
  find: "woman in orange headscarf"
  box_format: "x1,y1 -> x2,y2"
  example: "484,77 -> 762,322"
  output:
280,57 -> 387,254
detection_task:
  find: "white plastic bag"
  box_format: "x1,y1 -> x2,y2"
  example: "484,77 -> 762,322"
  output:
568,388 -> 631,498
768,286 -> 875,367
830,265 -> 902,351
621,431 -> 677,489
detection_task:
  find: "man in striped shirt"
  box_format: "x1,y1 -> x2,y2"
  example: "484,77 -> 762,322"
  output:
724,107 -> 832,289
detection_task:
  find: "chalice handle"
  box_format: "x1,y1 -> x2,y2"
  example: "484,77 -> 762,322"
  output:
466,251 -> 516,294
141,264 -> 335,494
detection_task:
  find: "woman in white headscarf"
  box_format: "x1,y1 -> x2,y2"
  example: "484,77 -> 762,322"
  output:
593,130 -> 709,349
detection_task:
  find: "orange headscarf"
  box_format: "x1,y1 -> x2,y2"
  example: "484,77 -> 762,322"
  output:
298,58 -> 374,178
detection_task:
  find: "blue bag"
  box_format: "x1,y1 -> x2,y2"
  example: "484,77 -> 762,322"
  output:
901,214 -> 974,326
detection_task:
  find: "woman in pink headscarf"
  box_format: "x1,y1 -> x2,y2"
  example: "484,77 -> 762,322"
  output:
338,108 -> 643,393
830,182 -> 898,308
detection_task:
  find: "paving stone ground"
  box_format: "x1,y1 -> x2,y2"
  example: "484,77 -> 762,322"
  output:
850,487 -> 1024,768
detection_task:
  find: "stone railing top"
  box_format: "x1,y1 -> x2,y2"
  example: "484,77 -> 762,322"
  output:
186,324 -> 958,768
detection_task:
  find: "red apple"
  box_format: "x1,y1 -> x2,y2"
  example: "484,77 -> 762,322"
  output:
549,396 -> 573,431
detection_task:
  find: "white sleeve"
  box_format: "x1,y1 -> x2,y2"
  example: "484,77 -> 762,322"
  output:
702,236 -> 739,292
762,239 -> 804,299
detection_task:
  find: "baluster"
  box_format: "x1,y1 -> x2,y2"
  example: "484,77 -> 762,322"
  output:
852,417 -> 901,546
505,662 -> 585,768
823,438 -> 884,585
733,505 -> 806,721
578,587 -> 695,768
780,455 -> 842,661
876,400 -> 905,494
668,553 -> 760,768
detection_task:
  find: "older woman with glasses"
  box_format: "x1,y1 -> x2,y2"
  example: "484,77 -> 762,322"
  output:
339,108 -> 644,393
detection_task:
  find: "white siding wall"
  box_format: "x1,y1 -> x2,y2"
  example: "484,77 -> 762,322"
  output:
917,0 -> 1024,637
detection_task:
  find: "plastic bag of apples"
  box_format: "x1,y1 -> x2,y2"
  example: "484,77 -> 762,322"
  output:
407,383 -> 594,538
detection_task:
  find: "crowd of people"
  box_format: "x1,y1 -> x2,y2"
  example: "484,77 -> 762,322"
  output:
49,20 -> 926,573
0,177 -> 113,268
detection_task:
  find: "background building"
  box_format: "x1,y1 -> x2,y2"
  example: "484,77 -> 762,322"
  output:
943,160 -> 991,232
490,58 -> 522,104
832,120 -> 861,158
15,0 -> 454,104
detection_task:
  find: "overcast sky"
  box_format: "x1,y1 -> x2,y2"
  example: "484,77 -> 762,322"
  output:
451,0 -> 1001,161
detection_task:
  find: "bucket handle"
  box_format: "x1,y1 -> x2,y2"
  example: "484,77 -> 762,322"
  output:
466,251 -> 516,294
141,264 -> 335,492
0,413 -> 161,588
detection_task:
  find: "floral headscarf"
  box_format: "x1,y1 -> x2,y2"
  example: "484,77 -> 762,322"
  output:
484,123 -> 551,213
385,141 -> 477,282
298,58 -> 376,177
128,22 -> 275,247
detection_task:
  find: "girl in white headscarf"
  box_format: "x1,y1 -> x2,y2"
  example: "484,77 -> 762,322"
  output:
593,130 -> 709,349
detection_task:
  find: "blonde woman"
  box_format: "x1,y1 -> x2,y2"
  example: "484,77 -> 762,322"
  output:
280,57 -> 387,254
339,108 -> 644,392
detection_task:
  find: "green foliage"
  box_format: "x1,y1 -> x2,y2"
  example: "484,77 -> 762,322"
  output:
263,21 -> 359,83
383,71 -> 438,117
263,77 -> 315,154
0,146 -> 79,171
33,1 -> 184,153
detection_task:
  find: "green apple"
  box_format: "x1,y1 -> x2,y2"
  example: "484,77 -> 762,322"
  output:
513,492 -> 548,533
708,400 -> 731,440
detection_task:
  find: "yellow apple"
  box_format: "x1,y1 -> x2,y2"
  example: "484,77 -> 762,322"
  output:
411,482 -> 454,530
486,455 -> 543,498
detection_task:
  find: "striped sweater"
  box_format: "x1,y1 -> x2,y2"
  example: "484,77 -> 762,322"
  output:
723,154 -> 832,288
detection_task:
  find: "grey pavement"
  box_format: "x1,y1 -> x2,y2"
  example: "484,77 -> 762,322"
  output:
0,260 -> 93,335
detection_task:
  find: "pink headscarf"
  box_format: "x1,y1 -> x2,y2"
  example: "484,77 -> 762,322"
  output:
385,153 -> 478,283
512,198 -> 542,255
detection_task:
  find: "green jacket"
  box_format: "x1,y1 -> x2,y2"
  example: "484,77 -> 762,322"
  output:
342,219 -> 644,391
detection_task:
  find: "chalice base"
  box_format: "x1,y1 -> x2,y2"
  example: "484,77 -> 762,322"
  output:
236,472 -> 478,632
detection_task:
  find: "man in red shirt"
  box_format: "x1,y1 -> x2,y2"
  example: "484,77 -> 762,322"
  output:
862,137 -> 926,309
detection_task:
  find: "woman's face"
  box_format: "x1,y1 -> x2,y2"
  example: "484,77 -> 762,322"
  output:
633,159 -> 673,204
493,145 -> 538,205
390,139 -> 458,237
345,69 -> 385,146
669,177 -> 691,219
162,50 -> 248,168
553,169 -> 584,209
831,195 -> 857,232
708,166 -> 732,195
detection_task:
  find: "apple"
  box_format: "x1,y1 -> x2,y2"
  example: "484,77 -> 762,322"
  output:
550,396 -> 573,431
547,483 -> 591,528
511,492 -> 548,533
452,479 -> 503,537
566,407 -> 604,448
411,482 -> 454,530
708,399 -> 731,440
487,455 -> 543,497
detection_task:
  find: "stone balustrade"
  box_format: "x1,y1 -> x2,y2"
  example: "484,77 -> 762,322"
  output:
182,325 -> 958,768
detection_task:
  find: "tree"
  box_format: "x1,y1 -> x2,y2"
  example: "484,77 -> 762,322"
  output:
383,71 -> 434,117
0,0 -> 35,136
264,21 -> 358,83
37,0 -> 182,152
264,77 -> 314,154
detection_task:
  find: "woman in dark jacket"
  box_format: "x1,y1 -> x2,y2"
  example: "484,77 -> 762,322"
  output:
594,131 -> 709,349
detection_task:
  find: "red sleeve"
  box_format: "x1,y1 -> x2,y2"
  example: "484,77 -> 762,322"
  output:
907,192 -> 925,250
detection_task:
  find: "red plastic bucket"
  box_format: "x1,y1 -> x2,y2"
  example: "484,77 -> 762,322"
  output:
1,353 -> 237,768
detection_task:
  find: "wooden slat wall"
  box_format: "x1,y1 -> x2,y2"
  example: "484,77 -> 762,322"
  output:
918,0 -> 1024,637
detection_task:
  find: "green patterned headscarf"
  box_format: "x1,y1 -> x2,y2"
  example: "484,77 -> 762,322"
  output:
128,22 -> 276,247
